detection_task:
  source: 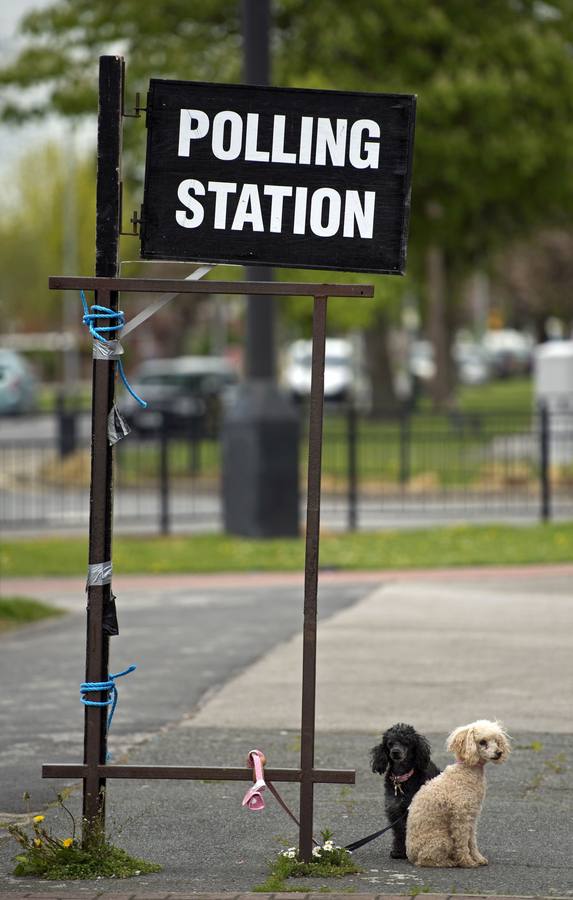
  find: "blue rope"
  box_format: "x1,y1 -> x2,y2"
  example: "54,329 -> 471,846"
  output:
80,664 -> 137,733
80,290 -> 147,408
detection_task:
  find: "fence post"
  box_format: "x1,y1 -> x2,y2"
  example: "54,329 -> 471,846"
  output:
399,408 -> 411,487
539,402 -> 551,523
57,390 -> 78,458
347,405 -> 358,532
159,414 -> 171,535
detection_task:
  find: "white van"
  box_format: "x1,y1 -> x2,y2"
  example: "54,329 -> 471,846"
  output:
282,338 -> 371,411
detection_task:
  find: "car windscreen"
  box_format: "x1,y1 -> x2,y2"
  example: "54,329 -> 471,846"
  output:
139,373 -> 206,390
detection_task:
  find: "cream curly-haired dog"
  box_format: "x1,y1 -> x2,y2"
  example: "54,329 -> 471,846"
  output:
406,720 -> 511,868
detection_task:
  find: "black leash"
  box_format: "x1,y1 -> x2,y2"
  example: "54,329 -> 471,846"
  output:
344,809 -> 408,852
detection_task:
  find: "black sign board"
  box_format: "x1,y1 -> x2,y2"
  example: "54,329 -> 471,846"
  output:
141,80 -> 416,275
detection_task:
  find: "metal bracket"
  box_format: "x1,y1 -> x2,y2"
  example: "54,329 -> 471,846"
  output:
119,182 -> 141,237
120,210 -> 141,238
123,91 -> 146,119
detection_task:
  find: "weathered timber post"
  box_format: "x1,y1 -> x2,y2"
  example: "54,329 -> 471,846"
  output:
82,55 -> 123,845
299,294 -> 327,861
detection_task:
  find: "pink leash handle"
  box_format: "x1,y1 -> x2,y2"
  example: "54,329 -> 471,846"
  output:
242,749 -> 267,811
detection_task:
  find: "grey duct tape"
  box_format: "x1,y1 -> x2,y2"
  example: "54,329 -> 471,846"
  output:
86,561 -> 113,589
108,404 -> 131,445
92,339 -> 124,360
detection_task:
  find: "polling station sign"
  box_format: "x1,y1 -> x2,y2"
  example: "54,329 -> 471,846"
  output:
140,80 -> 416,274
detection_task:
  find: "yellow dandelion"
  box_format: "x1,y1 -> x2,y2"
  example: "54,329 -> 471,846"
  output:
62,838 -> 73,848
32,815 -> 45,823
33,838 -> 42,847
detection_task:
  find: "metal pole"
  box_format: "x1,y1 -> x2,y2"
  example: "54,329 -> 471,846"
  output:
299,295 -> 327,862
399,409 -> 411,487
159,416 -> 170,535
222,0 -> 299,538
242,0 -> 275,377
347,405 -> 358,532
82,55 -> 123,846
539,402 -> 551,523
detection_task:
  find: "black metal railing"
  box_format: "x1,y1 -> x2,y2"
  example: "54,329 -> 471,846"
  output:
1,406 -> 572,533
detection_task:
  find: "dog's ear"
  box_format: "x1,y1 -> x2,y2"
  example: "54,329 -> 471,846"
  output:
413,733 -> 431,771
447,725 -> 480,765
370,742 -> 389,774
495,722 -> 512,761
446,725 -> 479,766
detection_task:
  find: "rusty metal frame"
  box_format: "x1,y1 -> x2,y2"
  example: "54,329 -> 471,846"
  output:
45,275 -> 372,861
48,276 -> 372,298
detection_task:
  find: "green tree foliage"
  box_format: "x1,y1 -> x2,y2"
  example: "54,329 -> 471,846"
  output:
0,144 -> 96,332
277,1 -> 573,261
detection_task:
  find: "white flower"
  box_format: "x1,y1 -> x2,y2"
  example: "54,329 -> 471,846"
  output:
312,846 -> 322,857
282,848 -> 297,858
323,840 -> 334,851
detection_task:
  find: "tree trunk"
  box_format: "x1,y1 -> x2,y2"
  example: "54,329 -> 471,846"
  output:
426,244 -> 455,410
364,309 -> 399,414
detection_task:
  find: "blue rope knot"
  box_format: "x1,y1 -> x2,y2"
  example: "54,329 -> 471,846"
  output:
80,290 -> 147,408
80,664 -> 137,732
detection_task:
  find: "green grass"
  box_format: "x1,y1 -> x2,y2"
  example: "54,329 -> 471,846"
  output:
1,522 -> 572,578
11,840 -> 161,880
8,794 -> 161,881
253,835 -> 360,892
0,597 -> 65,632
254,854 -> 359,892
458,376 -> 533,413
45,378 -> 536,493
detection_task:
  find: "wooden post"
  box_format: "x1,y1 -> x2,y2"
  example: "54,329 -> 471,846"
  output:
299,295 -> 327,861
82,55 -> 123,845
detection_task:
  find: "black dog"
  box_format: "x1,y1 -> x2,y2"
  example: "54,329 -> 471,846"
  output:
370,723 -> 440,859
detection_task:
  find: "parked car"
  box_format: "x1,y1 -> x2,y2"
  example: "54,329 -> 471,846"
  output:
120,356 -> 239,436
453,340 -> 491,385
409,339 -> 436,384
283,338 -> 371,410
0,348 -> 38,415
409,337 -> 491,388
482,329 -> 533,378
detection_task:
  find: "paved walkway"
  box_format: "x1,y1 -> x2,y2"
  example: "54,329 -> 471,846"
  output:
2,893 -> 564,900
0,566 -> 572,897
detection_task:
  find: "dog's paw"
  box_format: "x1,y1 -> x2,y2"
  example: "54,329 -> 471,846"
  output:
457,855 -> 480,868
474,854 -> 488,866
390,848 -> 407,859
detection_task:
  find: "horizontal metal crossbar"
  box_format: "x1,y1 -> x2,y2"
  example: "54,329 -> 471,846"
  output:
48,276 -> 374,298
42,764 -> 355,783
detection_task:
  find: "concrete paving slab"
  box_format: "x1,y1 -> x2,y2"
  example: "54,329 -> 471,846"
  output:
188,575 -> 573,733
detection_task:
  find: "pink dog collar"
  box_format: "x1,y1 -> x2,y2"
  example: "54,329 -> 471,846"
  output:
391,768 -> 414,784
390,768 -> 414,795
